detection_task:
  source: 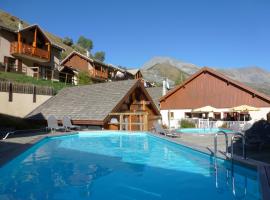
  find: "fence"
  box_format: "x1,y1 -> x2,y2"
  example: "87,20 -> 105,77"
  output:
0,81 -> 54,96
197,119 -> 248,129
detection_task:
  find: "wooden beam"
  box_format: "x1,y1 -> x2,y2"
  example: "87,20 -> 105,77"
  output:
32,27 -> 37,55
119,114 -> 123,131
47,43 -> 51,60
129,115 -> 131,131
143,114 -> 148,131
33,27 -> 37,47
18,32 -> 21,53
109,112 -> 147,116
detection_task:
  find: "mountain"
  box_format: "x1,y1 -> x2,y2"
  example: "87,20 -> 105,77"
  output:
141,62 -> 189,86
141,57 -> 270,95
142,57 -> 199,74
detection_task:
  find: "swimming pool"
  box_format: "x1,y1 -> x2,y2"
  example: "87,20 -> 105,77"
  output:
0,132 -> 261,199
177,128 -> 234,134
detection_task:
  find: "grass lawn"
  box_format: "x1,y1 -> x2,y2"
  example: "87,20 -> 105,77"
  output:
0,72 -> 72,93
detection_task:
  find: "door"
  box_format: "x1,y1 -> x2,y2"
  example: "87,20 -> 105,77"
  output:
17,59 -> 22,72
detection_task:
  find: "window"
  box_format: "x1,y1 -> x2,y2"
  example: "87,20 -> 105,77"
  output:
169,111 -> 174,119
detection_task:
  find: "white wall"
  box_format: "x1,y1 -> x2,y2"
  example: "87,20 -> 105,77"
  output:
0,92 -> 51,117
160,109 -> 191,129
161,107 -> 270,129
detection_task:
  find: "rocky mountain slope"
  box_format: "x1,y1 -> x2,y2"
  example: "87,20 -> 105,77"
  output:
141,57 -> 270,95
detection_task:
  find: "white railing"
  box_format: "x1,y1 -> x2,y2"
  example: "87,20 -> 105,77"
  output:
197,119 -> 249,130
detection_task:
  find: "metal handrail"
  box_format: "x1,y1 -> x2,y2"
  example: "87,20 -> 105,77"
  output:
2,131 -> 15,140
1,128 -> 48,140
214,131 -> 229,158
231,132 -> 246,160
232,170 -> 247,198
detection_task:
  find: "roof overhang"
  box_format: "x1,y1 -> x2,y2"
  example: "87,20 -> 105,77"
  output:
103,79 -> 161,124
17,24 -> 65,51
159,67 -> 270,104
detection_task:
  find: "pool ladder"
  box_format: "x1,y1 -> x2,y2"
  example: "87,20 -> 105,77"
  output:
214,131 -> 247,161
214,131 -> 229,159
231,132 -> 246,160
214,131 -> 248,199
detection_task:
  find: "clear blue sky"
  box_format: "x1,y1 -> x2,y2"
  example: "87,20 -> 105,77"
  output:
1,0 -> 270,70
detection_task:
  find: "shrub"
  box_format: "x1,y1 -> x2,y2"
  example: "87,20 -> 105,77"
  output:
219,122 -> 228,129
180,119 -> 196,128
77,71 -> 92,85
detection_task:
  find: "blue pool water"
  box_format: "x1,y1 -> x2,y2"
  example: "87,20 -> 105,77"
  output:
177,128 -> 234,134
0,132 -> 261,200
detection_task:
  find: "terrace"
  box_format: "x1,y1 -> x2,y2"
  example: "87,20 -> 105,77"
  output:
10,25 -> 51,63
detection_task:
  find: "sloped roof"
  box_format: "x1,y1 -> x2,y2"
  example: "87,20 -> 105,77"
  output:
160,67 -> 270,103
26,80 -> 160,123
60,51 -> 112,68
146,87 -> 163,109
0,9 -> 73,52
127,69 -> 140,75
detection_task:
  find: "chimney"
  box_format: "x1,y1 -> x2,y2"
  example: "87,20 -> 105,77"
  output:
162,79 -> 167,96
86,50 -> 90,57
162,78 -> 170,96
18,21 -> 23,31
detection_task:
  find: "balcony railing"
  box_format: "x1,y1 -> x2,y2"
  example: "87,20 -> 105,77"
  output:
92,68 -> 108,79
10,41 -> 49,60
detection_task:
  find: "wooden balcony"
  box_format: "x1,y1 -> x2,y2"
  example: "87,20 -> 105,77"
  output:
10,41 -> 50,62
92,68 -> 108,79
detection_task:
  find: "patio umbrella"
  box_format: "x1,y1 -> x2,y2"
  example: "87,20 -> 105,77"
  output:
230,105 -> 259,121
192,105 -> 217,113
230,105 -> 259,112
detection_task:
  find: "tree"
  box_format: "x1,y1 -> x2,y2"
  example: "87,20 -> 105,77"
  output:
72,44 -> 87,55
94,51 -> 105,62
62,37 -> 73,46
77,71 -> 92,85
77,36 -> 93,51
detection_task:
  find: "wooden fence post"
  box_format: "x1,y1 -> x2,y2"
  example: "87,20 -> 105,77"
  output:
33,85 -> 36,103
8,82 -> 13,102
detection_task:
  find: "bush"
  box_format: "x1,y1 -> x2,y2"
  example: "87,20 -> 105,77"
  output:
219,122 -> 228,129
180,119 -> 196,128
77,71 -> 92,85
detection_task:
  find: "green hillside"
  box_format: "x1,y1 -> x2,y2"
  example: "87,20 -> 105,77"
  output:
0,72 -> 71,93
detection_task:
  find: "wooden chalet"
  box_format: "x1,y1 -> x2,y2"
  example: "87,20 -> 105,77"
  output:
127,69 -> 143,79
159,67 -> 270,128
0,18 -> 65,80
60,51 -> 122,84
26,79 -> 161,131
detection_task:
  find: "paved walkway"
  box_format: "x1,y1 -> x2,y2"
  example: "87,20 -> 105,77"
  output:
172,133 -> 270,164
0,131 -> 75,166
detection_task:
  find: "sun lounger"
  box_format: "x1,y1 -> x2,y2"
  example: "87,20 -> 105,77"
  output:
153,122 -> 180,138
63,116 -> 80,131
47,115 -> 65,132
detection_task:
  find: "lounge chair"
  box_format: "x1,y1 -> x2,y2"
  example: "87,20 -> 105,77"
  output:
152,122 -> 180,138
63,116 -> 80,131
47,115 -> 65,132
